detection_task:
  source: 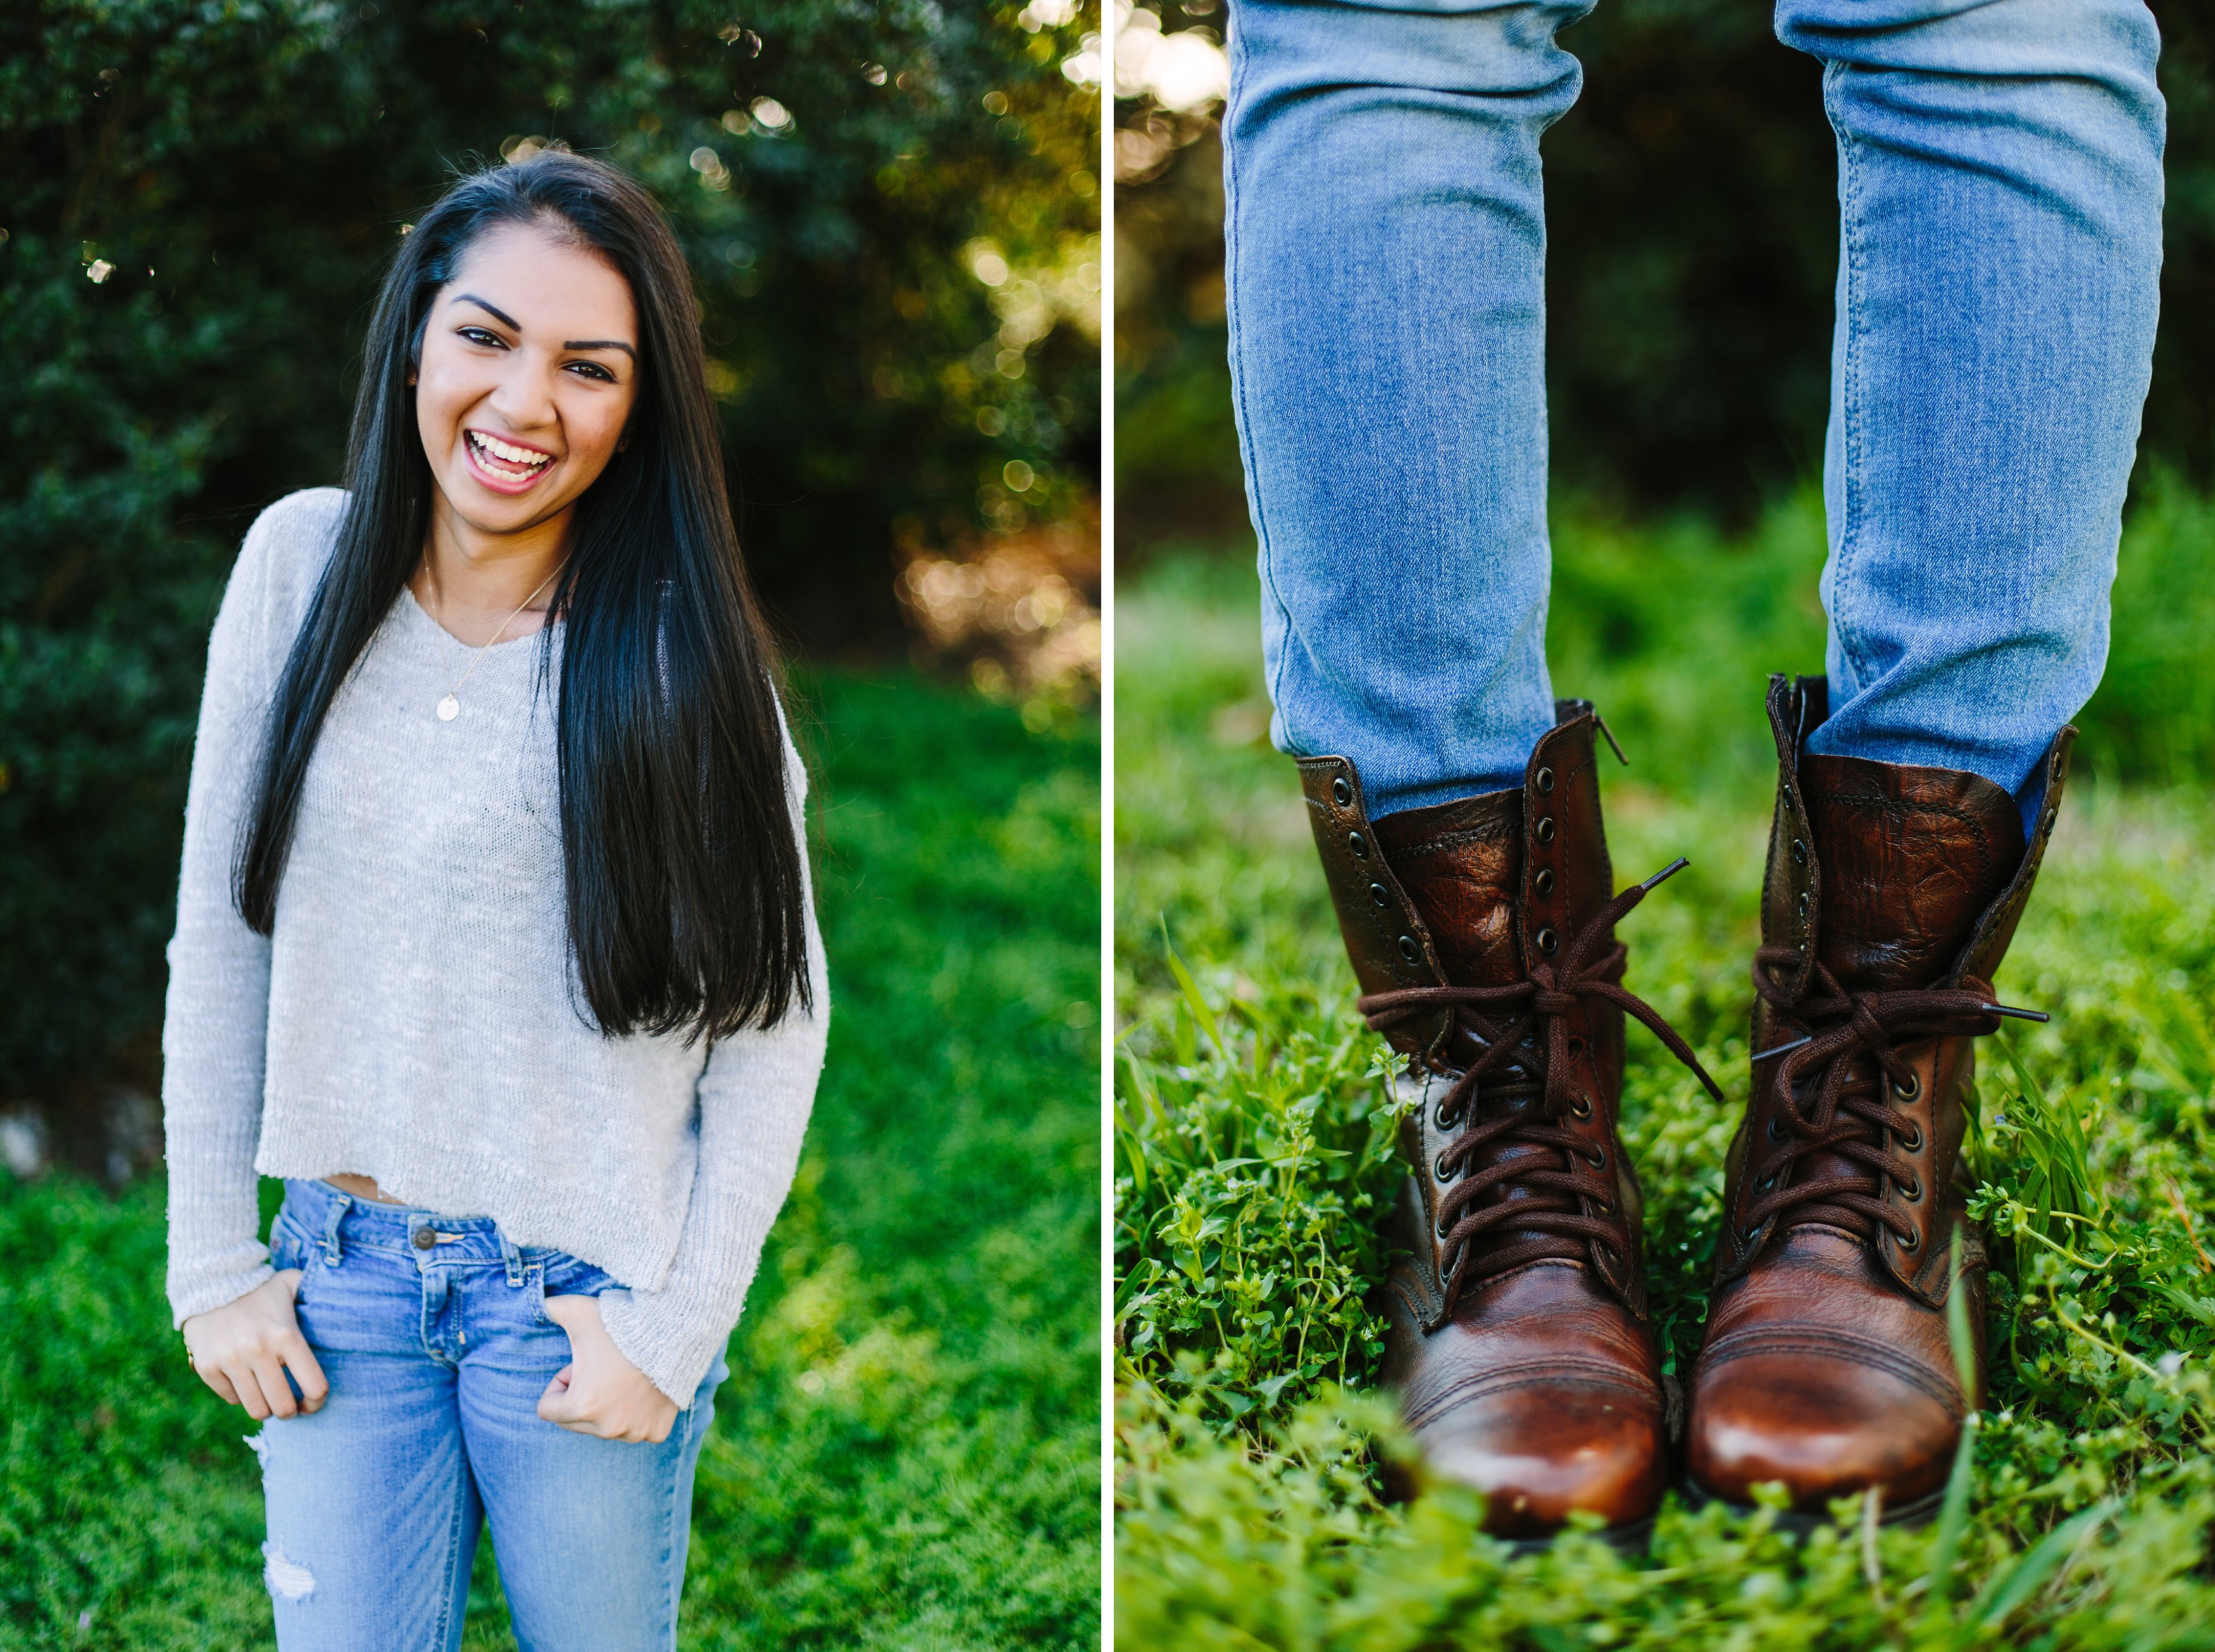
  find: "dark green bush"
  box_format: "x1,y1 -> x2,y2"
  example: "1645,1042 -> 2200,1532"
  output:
1,0 -> 1099,1092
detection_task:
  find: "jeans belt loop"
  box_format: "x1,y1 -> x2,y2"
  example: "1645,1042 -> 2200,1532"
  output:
321,1189 -> 353,1267
499,1229 -> 525,1287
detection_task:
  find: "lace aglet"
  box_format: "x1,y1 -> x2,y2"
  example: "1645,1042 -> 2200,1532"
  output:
1981,1003 -> 2050,1024
1753,1033 -> 1813,1062
1638,857 -> 1692,894
1595,713 -> 1630,767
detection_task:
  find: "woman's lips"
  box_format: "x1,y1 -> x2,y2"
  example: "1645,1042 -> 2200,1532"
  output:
463,428 -> 556,494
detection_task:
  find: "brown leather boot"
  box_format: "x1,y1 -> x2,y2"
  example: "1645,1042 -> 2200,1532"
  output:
1686,675 -> 2073,1522
1299,699 -> 1721,1541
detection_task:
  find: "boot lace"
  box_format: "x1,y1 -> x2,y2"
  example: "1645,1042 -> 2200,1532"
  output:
1744,946 -> 2044,1252
1358,861 -> 1723,1293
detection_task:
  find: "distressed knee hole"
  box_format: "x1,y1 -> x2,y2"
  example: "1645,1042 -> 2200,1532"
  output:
243,1430 -> 269,1468
262,1540 -> 315,1601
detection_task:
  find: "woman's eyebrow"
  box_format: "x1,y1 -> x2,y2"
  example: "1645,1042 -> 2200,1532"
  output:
565,338 -> 636,360
451,292 -> 521,330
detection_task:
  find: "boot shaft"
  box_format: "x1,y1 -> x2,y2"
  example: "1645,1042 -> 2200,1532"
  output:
1297,701 -> 1647,1323
1726,673 -> 2076,1303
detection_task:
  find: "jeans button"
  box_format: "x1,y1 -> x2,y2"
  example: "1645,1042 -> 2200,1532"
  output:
413,1228 -> 437,1250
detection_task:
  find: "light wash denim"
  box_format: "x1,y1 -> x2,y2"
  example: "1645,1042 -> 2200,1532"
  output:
249,1177 -> 726,1652
1224,0 -> 2166,823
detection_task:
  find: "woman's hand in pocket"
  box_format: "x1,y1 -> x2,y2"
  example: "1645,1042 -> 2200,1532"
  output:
538,1294 -> 679,1444
182,1271 -> 328,1420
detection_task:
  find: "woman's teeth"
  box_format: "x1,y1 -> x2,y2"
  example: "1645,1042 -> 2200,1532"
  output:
466,430 -> 554,477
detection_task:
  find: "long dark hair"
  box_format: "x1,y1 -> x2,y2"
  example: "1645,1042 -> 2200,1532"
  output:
234,150 -> 810,1039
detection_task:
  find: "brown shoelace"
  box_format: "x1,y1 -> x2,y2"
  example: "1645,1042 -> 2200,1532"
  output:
1744,947 -> 2044,1253
1359,862 -> 1723,1298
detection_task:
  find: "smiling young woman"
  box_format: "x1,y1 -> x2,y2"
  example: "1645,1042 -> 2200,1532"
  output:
165,151 -> 825,1648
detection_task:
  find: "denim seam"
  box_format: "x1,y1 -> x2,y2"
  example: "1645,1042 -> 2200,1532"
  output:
1825,54 -> 1875,696
657,1418 -> 686,1640
1220,20 -> 1302,755
431,1434 -> 472,1652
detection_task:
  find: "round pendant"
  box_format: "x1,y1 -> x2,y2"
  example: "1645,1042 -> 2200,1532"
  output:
437,694 -> 460,722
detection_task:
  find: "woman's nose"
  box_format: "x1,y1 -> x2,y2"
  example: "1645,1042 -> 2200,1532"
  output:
485,356 -> 559,430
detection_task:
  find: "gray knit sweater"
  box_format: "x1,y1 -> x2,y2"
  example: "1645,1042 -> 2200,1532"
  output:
161,487 -> 829,1402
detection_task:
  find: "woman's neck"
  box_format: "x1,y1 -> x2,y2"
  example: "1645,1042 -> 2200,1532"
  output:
411,494 -> 571,646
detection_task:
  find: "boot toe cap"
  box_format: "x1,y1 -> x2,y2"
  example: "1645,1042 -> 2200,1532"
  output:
1688,1347 -> 1960,1511
1418,1377 -> 1666,1537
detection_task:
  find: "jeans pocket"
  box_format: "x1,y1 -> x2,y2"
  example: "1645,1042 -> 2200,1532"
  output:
268,1210 -> 313,1273
532,1251 -> 617,1325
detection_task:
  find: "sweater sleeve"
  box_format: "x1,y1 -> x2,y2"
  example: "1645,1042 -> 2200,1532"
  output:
161,497 -> 316,1324
597,714 -> 832,1403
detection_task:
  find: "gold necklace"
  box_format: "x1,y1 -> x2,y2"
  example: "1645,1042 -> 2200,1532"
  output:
423,559 -> 565,722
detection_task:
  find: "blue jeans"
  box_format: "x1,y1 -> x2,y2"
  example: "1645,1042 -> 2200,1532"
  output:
250,1178 -> 726,1651
1225,0 -> 2166,823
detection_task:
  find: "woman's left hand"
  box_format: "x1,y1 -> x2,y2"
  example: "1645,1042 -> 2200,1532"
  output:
537,1294 -> 680,1443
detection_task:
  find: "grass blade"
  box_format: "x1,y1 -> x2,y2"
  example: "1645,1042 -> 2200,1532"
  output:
1922,1229 -> 1981,1623
1161,922 -> 1225,1058
1970,1499 -> 2116,1630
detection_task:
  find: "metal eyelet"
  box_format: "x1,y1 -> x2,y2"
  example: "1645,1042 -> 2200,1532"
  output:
1434,1101 -> 1462,1131
1332,775 -> 1352,808
1766,1115 -> 1785,1142
1897,1123 -> 1922,1151
1756,1172 -> 1775,1192
1347,830 -> 1370,860
1790,839 -> 1807,865
1565,1036 -> 1585,1058
1894,1071 -> 1921,1101
1585,1146 -> 1607,1170
1535,817 -> 1556,845
1533,867 -> 1554,898
1900,1228 -> 1921,1252
1437,1215 -> 1454,1241
1898,1174 -> 1922,1201
1535,765 -> 1555,795
1398,935 -> 1419,964
1743,1223 -> 1763,1244
1535,927 -> 1559,956
1434,1152 -> 1457,1183
1568,1096 -> 1590,1119
1370,882 -> 1390,908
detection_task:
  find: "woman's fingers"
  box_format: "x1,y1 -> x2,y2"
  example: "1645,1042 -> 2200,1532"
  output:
195,1358 -> 243,1408
224,1358 -> 274,1420
285,1336 -> 330,1414
252,1355 -> 300,1418
538,1363 -> 586,1428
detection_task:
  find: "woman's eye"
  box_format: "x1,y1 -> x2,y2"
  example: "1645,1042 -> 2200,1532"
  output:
459,327 -> 504,347
567,361 -> 616,382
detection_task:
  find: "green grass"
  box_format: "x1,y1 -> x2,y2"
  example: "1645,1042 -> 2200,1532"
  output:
0,672 -> 1101,1650
1114,496 -> 2215,1649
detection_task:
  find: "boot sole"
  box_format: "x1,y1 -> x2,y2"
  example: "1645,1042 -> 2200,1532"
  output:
1489,1510 -> 1658,1559
1675,1475 -> 1947,1534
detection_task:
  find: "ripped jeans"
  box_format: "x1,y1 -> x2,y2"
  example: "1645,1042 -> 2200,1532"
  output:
249,1177 -> 726,1652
